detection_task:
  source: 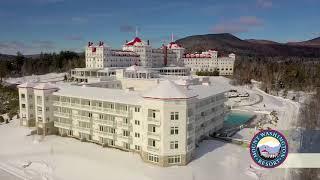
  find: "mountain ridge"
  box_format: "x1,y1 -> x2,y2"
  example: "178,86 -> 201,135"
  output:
175,33 -> 320,57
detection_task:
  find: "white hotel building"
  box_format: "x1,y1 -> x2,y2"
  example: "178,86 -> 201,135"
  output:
18,75 -> 228,166
71,36 -> 235,83
18,35 -> 232,166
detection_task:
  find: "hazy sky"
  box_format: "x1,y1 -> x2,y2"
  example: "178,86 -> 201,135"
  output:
0,0 -> 319,55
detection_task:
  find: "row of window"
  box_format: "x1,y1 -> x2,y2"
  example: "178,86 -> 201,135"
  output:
147,153 -> 181,164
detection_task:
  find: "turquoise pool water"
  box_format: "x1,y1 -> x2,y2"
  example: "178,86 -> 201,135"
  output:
224,112 -> 254,128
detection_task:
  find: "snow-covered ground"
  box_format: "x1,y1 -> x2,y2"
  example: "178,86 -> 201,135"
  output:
5,73 -> 66,85
0,119 -> 286,180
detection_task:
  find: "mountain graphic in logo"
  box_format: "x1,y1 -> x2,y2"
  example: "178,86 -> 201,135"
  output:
257,136 -> 281,160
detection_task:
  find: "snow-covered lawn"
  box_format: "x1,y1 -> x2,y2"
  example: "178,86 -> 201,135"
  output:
0,119 -> 285,180
5,73 -> 66,85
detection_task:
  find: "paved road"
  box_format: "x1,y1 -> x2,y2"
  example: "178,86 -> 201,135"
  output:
0,169 -> 21,180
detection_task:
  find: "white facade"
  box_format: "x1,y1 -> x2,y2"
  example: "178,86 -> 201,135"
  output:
122,37 -> 177,67
18,77 -> 227,166
86,41 -> 140,69
181,51 -> 235,75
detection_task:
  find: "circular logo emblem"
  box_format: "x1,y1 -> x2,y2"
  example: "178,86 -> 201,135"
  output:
249,130 -> 288,168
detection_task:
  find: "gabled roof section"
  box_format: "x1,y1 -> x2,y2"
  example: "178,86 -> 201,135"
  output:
167,42 -> 183,49
125,37 -> 146,46
142,80 -> 197,100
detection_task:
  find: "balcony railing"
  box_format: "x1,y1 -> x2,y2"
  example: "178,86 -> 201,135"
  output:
93,118 -> 115,127
94,130 -> 116,139
73,115 -> 91,122
147,117 -> 160,126
147,131 -> 160,140
117,134 -> 133,144
76,126 -> 92,134
147,146 -> 159,152
54,121 -> 72,129
53,112 -> 70,118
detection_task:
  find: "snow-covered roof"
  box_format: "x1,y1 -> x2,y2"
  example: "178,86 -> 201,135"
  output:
142,80 -> 198,99
125,37 -> 147,46
188,85 -> 227,99
126,65 -> 149,72
33,83 -> 59,90
17,82 -> 36,88
53,85 -> 143,105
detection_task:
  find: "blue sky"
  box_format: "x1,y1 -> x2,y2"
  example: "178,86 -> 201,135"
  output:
0,0 -> 319,55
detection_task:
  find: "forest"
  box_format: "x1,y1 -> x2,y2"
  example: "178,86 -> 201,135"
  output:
232,56 -> 320,92
0,51 -> 85,81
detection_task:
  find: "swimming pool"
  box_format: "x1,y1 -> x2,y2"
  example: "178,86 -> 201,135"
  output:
224,111 -> 254,128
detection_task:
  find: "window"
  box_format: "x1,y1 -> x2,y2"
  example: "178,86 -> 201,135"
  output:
148,125 -> 156,133
134,120 -> 140,125
170,112 -> 179,120
152,110 -> 156,118
170,127 -> 179,135
135,132 -> 140,138
148,153 -> 159,163
124,142 -> 130,149
21,104 -> 26,108
123,130 -> 130,137
170,141 -> 179,149
134,107 -> 140,112
37,96 -> 42,104
135,145 -> 140,150
99,114 -> 104,119
124,118 -> 128,124
168,155 -> 181,164
29,95 -> 33,99
21,94 -> 25,99
148,139 -> 156,147
37,107 -> 42,112
45,107 -> 49,112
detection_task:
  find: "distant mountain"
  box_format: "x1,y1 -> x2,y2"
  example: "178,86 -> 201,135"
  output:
287,37 -> 320,47
245,39 -> 280,45
176,33 -> 320,57
0,54 -> 16,61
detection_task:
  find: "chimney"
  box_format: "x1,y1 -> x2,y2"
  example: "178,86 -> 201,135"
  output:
88,42 -> 91,47
126,40 -> 128,43
147,40 -> 150,45
163,45 -> 168,66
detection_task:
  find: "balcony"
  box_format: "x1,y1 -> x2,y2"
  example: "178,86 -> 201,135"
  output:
94,130 -> 116,139
117,134 -> 133,144
73,115 -> 91,122
147,131 -> 160,140
54,121 -> 72,129
93,118 -> 115,127
117,122 -> 133,130
54,112 -> 70,118
147,117 -> 160,126
53,101 -> 61,106
147,146 -> 159,152
76,126 -> 92,134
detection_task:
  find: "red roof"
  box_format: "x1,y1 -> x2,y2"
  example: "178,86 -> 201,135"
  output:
167,42 -> 182,49
126,37 -> 142,46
